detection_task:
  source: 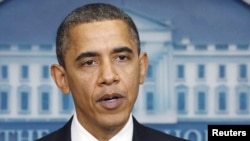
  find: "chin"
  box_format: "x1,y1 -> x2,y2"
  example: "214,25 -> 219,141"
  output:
99,113 -> 129,128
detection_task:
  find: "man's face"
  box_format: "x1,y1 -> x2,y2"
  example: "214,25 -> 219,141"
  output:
54,20 -> 148,131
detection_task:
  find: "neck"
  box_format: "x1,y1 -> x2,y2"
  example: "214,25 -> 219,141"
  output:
76,114 -> 128,141
89,125 -> 122,141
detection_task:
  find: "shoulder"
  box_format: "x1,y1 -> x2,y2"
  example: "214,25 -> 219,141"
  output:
35,117 -> 72,141
132,117 -> 188,141
36,128 -> 64,141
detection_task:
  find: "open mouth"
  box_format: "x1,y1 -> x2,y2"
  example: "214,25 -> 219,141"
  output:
102,95 -> 122,101
98,93 -> 123,101
97,94 -> 124,109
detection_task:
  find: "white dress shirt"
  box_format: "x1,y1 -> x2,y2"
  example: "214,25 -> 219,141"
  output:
71,112 -> 133,141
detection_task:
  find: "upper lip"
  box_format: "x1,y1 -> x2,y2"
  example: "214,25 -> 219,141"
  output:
97,93 -> 124,102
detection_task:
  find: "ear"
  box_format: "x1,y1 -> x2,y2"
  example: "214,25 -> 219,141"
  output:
51,64 -> 70,94
139,52 -> 149,84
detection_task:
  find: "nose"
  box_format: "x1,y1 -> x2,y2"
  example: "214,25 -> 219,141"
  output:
98,60 -> 119,86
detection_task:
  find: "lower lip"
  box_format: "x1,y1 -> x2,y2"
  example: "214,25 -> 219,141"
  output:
98,98 -> 124,110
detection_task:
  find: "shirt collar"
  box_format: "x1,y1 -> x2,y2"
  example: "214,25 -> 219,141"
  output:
71,112 -> 133,141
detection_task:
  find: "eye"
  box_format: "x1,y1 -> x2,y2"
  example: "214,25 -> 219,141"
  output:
82,60 -> 97,66
116,55 -> 128,61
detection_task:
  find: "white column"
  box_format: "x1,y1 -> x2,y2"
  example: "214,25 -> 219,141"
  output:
156,58 -> 164,113
137,85 -> 145,115
10,63 -> 18,118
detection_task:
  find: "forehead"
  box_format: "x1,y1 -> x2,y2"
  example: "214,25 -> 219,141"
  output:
66,20 -> 136,51
69,20 -> 130,38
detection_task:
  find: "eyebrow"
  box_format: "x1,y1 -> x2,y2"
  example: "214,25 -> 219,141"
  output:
75,52 -> 98,62
74,46 -> 133,62
112,46 -> 133,54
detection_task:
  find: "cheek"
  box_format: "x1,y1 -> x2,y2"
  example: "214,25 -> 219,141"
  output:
119,66 -> 140,93
68,72 -> 96,100
70,78 -> 97,112
125,64 -> 140,81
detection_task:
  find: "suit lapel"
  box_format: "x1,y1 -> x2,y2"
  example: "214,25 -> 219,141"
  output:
132,117 -> 145,141
56,116 -> 72,141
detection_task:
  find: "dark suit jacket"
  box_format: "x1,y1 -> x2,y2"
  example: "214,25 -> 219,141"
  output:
36,116 -> 188,141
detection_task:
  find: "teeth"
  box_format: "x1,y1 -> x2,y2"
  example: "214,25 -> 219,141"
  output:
104,96 -> 117,101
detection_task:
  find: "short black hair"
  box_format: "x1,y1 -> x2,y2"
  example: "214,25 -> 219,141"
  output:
56,3 -> 140,68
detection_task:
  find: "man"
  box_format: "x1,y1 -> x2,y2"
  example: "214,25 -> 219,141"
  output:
36,3 -> 188,141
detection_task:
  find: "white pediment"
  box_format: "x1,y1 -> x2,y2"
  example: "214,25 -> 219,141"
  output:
124,9 -> 172,31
